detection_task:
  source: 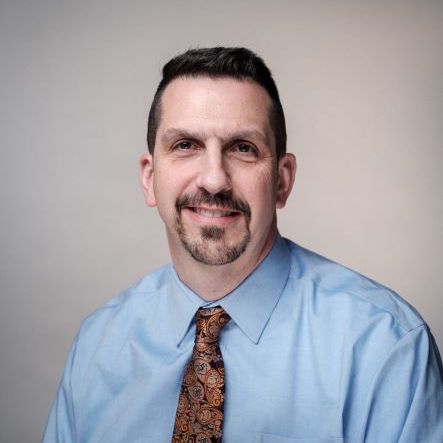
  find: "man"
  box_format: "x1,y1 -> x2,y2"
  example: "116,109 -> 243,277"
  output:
43,47 -> 442,442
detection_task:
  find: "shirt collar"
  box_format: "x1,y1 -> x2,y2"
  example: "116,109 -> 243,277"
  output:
168,233 -> 291,346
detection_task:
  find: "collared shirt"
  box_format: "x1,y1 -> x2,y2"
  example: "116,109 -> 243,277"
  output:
42,235 -> 443,442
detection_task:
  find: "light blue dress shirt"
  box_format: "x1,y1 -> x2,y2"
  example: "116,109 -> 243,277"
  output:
43,235 -> 443,442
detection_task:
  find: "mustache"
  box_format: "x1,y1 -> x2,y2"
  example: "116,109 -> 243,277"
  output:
175,190 -> 251,217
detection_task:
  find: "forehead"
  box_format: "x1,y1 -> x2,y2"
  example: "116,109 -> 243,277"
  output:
157,76 -> 274,141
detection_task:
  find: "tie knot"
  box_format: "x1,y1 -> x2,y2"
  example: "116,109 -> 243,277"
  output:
195,306 -> 230,344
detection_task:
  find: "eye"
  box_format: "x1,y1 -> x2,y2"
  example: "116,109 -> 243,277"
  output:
229,142 -> 259,161
173,140 -> 193,150
237,143 -> 254,153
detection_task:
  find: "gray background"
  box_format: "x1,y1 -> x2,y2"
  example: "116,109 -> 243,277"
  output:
1,1 -> 442,441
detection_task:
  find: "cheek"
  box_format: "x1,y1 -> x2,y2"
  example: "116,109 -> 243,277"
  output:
154,167 -> 179,195
237,169 -> 278,211
155,163 -> 194,195
153,175 -> 176,217
254,165 -> 278,198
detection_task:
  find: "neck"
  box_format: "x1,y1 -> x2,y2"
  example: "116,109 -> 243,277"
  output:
170,227 -> 278,301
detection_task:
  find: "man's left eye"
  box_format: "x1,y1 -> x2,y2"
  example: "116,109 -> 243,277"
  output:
236,143 -> 256,154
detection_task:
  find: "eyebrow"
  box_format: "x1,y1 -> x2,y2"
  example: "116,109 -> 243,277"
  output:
160,128 -> 270,145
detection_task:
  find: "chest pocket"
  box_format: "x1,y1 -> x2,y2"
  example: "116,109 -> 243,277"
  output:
256,434 -> 344,443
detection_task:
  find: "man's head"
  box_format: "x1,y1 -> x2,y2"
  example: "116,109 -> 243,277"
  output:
147,47 -> 287,160
141,47 -> 295,271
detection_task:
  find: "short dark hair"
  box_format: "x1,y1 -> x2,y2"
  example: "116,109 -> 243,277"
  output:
147,47 -> 287,159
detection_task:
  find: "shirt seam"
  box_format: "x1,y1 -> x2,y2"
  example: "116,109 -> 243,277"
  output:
285,272 -> 423,335
355,323 -> 428,441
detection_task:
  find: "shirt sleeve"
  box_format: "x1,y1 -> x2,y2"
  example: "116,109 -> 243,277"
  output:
356,324 -> 443,442
41,337 -> 78,443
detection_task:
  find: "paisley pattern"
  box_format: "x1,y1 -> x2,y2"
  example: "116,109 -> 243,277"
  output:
172,306 -> 231,443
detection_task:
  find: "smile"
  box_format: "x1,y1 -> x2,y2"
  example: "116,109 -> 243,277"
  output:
192,208 -> 238,218
183,206 -> 242,225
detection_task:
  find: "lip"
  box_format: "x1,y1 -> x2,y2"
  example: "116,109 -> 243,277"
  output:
182,206 -> 242,225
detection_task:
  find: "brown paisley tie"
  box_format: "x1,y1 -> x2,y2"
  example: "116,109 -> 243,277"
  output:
172,306 -> 231,443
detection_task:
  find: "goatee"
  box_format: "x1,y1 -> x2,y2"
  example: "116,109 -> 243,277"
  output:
175,190 -> 251,265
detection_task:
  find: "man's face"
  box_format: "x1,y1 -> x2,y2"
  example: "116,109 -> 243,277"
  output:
141,76 -> 294,267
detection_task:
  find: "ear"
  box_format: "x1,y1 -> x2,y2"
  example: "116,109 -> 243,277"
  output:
276,153 -> 296,209
139,152 -> 157,207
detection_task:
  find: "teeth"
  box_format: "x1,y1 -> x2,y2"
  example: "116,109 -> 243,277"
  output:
194,208 -> 233,217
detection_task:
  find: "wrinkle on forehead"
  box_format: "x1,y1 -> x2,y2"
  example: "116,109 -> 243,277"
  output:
156,76 -> 276,153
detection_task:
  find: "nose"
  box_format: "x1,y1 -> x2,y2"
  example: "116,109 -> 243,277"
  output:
195,146 -> 232,195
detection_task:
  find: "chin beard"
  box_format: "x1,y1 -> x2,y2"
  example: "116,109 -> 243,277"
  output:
179,225 -> 251,265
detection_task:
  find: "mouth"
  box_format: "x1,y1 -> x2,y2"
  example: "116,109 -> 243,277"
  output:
175,190 -> 251,225
189,207 -> 241,218
184,206 -> 242,225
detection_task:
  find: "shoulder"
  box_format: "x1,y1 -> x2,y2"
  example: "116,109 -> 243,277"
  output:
283,238 -> 424,334
74,264 -> 173,354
